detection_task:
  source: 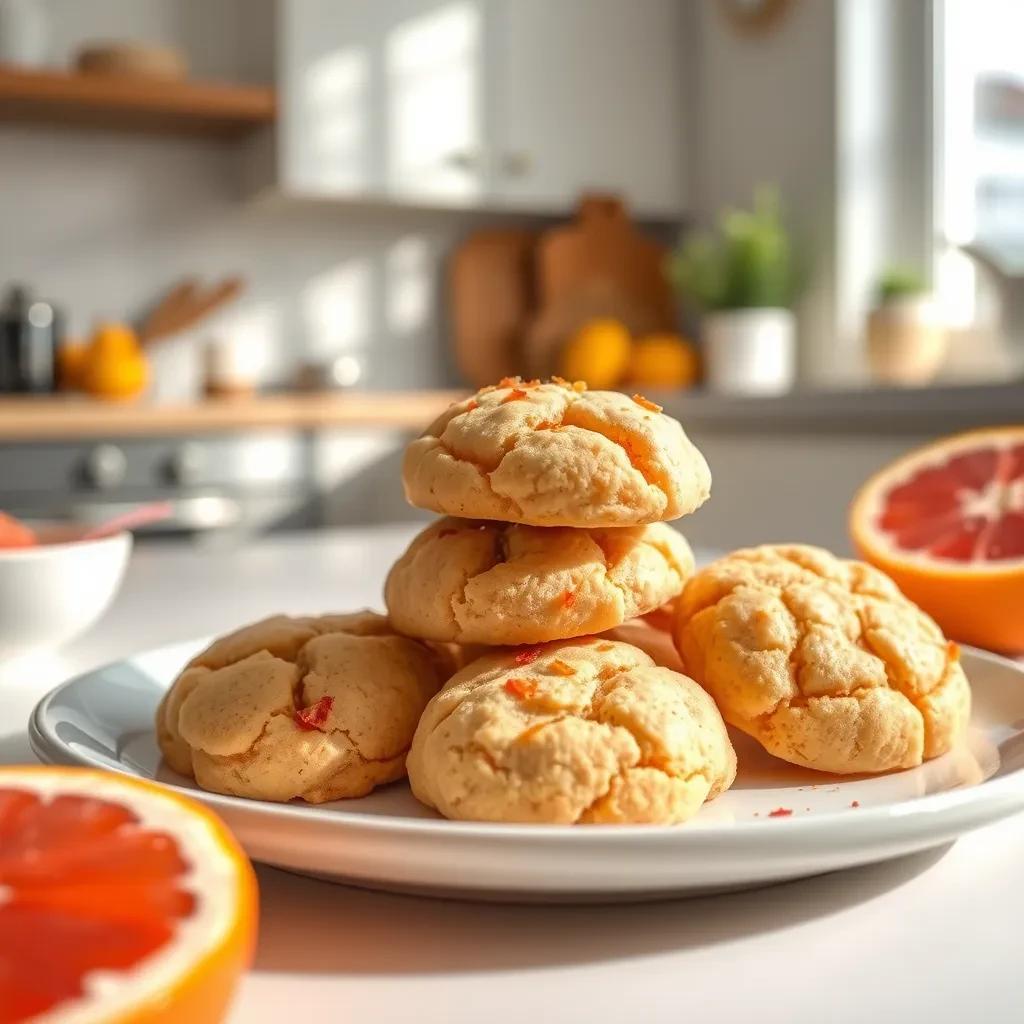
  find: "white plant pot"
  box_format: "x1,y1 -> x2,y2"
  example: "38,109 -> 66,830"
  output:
866,296 -> 946,386
702,308 -> 796,396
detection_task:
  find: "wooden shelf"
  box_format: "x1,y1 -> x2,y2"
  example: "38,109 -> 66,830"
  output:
0,391 -> 464,441
0,64 -> 276,138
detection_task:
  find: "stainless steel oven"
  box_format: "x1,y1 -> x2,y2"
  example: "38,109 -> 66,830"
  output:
0,431 -> 321,540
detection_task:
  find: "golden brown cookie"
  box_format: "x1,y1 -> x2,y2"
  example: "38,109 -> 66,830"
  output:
673,544 -> 971,774
407,637 -> 736,824
156,612 -> 457,803
402,378 -> 711,527
384,517 -> 694,645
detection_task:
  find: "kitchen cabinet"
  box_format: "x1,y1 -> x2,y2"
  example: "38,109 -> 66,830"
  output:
272,0 -> 687,217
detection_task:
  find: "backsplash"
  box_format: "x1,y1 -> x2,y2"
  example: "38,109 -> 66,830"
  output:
0,126 -> 488,391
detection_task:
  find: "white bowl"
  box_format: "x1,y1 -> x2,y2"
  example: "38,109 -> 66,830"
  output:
0,530 -> 132,661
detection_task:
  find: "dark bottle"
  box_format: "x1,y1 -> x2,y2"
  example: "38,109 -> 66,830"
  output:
0,285 -> 61,393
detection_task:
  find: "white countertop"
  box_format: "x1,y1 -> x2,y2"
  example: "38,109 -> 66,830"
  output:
3,527 -> 1022,1024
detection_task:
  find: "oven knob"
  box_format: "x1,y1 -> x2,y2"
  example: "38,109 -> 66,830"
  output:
83,444 -> 127,489
166,443 -> 205,485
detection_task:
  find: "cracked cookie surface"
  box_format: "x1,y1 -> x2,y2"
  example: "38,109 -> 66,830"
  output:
156,612 -> 457,803
407,637 -> 736,824
385,517 -> 694,645
673,544 -> 972,774
401,379 -> 711,526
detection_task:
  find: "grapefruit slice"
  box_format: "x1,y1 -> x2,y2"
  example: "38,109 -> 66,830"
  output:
0,513 -> 35,549
0,766 -> 257,1024
851,426 -> 1024,653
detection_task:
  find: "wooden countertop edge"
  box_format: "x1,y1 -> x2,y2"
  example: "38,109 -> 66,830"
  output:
0,382 -> 1018,440
0,391 -> 466,440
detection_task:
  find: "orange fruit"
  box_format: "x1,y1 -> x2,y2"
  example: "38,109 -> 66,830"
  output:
81,323 -> 149,401
559,319 -> 632,389
0,765 -> 257,1023
850,426 -> 1024,653
628,334 -> 700,389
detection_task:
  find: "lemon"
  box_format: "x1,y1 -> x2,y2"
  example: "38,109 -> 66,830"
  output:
629,334 -> 700,389
559,318 -> 632,389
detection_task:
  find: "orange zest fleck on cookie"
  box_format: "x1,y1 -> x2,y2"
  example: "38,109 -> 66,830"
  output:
504,677 -> 538,700
465,399 -> 479,411
295,695 -> 334,731
561,590 -> 577,609
547,659 -> 576,677
632,393 -> 663,413
502,388 -> 528,403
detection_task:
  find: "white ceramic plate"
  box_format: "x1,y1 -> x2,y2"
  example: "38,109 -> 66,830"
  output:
28,640 -> 1024,902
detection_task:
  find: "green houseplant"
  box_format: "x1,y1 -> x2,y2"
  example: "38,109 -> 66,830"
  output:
669,188 -> 797,395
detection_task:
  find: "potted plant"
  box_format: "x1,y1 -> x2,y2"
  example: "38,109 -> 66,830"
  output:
866,267 -> 946,386
669,187 -> 796,395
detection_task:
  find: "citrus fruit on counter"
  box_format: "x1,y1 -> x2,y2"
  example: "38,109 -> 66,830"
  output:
0,766 -> 257,1023
628,334 -> 700,388
850,426 -> 1024,653
559,318 -> 632,389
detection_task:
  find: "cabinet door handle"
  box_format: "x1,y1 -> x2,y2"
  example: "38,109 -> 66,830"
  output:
499,151 -> 532,177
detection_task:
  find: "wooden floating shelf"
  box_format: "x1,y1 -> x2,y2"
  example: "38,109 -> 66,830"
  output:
0,392 -> 465,441
0,64 -> 276,138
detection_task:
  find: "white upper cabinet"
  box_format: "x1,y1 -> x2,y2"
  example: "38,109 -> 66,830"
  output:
277,0 -> 687,217
488,0 -> 686,217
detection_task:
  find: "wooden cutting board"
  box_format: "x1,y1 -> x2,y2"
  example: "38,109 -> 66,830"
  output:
524,195 -> 675,376
449,228 -> 537,387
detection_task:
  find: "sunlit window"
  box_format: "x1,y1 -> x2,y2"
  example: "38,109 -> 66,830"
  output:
936,0 -> 1024,328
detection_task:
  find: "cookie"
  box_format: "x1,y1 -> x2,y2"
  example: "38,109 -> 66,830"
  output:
156,612 -> 457,804
385,518 -> 694,645
673,544 -> 971,774
402,378 -> 711,527
407,638 -> 736,824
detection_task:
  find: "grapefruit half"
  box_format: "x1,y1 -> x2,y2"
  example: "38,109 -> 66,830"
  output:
850,426 -> 1024,653
0,766 -> 257,1023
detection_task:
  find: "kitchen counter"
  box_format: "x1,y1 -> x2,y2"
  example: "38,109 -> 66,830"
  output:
0,391 -> 464,440
655,379 -> 1024,433
3,526 -> 1022,1024
0,381 -> 1018,441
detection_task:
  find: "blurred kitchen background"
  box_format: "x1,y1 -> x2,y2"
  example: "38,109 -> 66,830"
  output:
0,0 -> 1021,553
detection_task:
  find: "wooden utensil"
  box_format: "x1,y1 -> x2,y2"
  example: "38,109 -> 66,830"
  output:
140,276 -> 245,345
523,194 -> 676,377
536,195 -> 674,320
449,228 -> 537,386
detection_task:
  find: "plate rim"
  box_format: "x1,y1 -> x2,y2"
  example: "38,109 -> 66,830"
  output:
27,642 -> 1024,848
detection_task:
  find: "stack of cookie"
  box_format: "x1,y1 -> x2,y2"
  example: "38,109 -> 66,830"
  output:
386,377 -> 710,646
155,376 -> 973,828
385,377 -> 737,824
